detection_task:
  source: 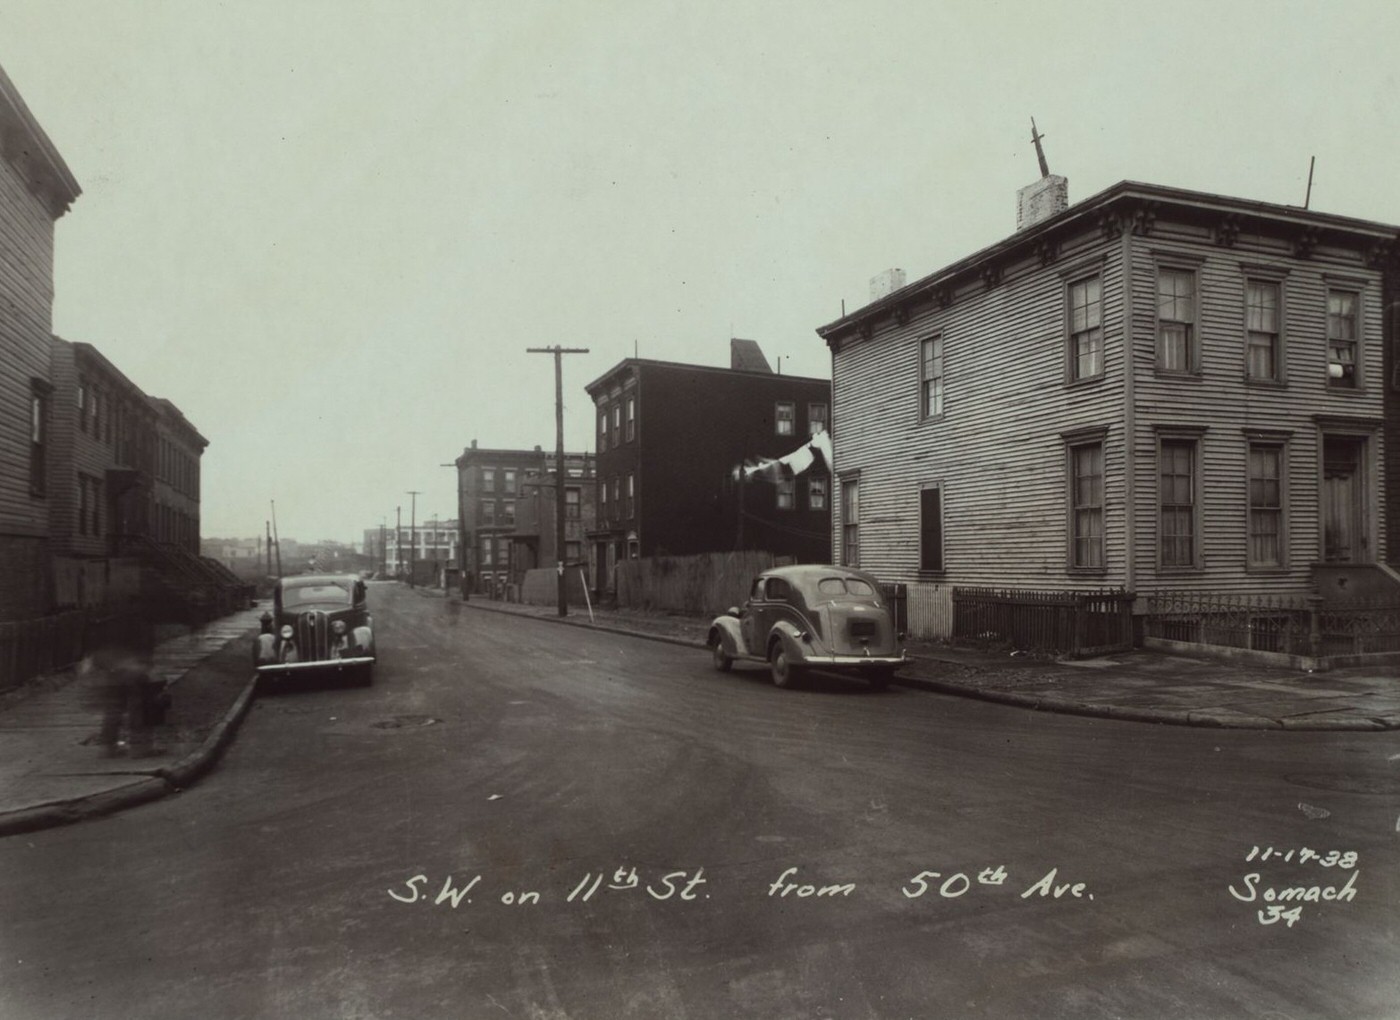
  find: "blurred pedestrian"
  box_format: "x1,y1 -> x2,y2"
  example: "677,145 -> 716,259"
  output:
86,614 -> 162,758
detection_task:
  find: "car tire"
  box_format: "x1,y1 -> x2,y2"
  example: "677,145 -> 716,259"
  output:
868,669 -> 894,692
710,636 -> 733,672
769,643 -> 803,689
358,663 -> 374,687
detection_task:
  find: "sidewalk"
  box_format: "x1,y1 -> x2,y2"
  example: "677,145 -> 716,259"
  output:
2,590 -> 1396,839
0,605 -> 266,837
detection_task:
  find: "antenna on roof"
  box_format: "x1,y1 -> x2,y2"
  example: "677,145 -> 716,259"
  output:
1304,156 -> 1315,210
1030,117 -> 1050,178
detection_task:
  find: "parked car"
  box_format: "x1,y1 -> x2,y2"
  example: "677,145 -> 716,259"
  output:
254,574 -> 376,684
707,565 -> 907,689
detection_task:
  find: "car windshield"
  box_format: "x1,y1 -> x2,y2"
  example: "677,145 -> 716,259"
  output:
283,583 -> 353,608
817,577 -> 877,597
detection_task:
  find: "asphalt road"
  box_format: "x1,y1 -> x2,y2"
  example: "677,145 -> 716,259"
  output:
1,582 -> 1397,1020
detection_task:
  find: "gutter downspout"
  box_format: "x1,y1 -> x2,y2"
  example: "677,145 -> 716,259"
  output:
1121,225 -> 1137,596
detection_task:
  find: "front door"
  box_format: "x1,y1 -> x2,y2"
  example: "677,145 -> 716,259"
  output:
1322,436 -> 1366,562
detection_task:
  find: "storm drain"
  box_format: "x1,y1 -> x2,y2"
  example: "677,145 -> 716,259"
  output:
1284,772 -> 1400,796
371,715 -> 441,730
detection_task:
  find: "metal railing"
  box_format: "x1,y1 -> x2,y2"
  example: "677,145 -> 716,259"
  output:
1143,591 -> 1400,658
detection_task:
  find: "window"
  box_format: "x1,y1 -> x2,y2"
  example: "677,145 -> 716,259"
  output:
920,335 -> 944,416
626,474 -> 635,518
612,477 -> 621,516
565,540 -> 581,562
501,499 -> 516,526
482,468 -> 495,491
612,403 -> 622,437
775,402 -> 795,436
841,477 -> 860,566
808,476 -> 827,511
1159,438 -> 1198,567
1069,442 -> 1104,569
598,405 -> 610,449
504,469 -> 516,494
565,487 -> 581,519
480,536 -> 494,566
1067,275 -> 1103,380
78,475 -> 90,536
920,486 -> 944,571
480,499 -> 496,525
776,478 -> 794,510
29,382 -> 47,497
1245,279 -> 1282,382
599,479 -> 608,517
1247,443 -> 1284,567
1157,267 -> 1197,373
808,403 -> 829,436
1326,289 -> 1359,388
77,382 -> 88,432
625,396 -> 636,441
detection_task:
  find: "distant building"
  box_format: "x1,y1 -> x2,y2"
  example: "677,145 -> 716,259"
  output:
455,443 -> 591,595
585,340 -> 831,593
508,458 -> 596,588
0,63 -> 80,619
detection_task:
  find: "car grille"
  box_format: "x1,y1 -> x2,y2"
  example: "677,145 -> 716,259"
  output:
295,611 -> 334,661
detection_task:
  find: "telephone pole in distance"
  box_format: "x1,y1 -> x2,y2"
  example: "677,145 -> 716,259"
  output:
527,345 -> 589,616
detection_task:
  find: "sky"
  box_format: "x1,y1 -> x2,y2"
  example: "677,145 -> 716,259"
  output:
4,0 -> 1399,544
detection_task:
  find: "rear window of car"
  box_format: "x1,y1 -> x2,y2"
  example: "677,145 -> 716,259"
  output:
284,584 -> 352,608
817,577 -> 877,597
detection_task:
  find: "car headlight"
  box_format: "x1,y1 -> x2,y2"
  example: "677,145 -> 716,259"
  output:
332,621 -> 347,635
279,624 -> 294,639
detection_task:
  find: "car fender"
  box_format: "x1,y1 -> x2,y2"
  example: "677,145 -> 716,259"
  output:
253,632 -> 278,667
709,615 -> 746,658
353,625 -> 375,659
766,619 -> 810,664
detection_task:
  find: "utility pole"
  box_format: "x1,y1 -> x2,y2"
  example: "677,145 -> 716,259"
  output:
270,500 -> 283,578
395,505 -> 402,581
406,490 -> 420,588
527,345 -> 589,616
379,518 -> 386,577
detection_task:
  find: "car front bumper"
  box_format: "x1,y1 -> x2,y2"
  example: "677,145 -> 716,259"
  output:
256,656 -> 375,673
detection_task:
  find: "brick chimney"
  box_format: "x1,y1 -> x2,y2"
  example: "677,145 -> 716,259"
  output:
869,268 -> 906,302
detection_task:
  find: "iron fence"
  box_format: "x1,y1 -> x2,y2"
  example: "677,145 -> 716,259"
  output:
951,587 -> 1135,657
0,610 -> 89,692
1143,591 -> 1400,658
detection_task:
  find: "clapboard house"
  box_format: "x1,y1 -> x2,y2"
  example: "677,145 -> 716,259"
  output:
816,178 -> 1399,642
0,63 -> 81,619
585,340 -> 831,594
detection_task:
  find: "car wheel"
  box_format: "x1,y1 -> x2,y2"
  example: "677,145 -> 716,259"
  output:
710,636 -> 733,672
769,643 -> 803,689
358,663 -> 374,687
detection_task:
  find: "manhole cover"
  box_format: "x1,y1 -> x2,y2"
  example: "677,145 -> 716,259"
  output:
1284,772 -> 1400,796
371,715 -> 440,730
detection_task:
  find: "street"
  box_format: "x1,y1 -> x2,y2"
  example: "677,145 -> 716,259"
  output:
1,581 -> 1397,1020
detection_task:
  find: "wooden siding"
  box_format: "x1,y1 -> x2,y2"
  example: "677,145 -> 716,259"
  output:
0,155 -> 55,536
832,229 -> 1127,590
1126,224 -> 1388,596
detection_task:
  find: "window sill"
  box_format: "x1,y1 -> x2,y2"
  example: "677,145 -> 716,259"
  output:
1243,377 -> 1288,389
1153,370 -> 1204,381
1323,385 -> 1367,397
1064,374 -> 1105,389
1067,567 -> 1109,577
1156,565 -> 1205,576
1245,565 -> 1290,576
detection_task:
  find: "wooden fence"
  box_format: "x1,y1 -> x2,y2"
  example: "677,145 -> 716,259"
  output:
952,587 -> 1135,657
614,551 -> 776,616
0,610 -> 90,692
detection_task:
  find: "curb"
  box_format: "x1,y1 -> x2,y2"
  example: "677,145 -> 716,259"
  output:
0,673 -> 260,839
460,599 -> 1399,732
